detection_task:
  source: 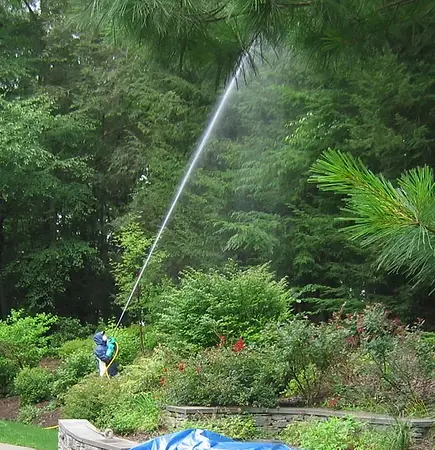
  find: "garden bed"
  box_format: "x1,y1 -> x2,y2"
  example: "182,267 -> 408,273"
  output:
0,397 -> 61,428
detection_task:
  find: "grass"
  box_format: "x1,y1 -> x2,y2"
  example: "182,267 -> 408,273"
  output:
0,421 -> 57,450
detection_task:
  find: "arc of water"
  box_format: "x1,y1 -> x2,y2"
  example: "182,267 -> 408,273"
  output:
115,54 -> 249,328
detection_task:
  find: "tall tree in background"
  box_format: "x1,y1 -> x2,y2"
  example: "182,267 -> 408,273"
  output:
0,0 -> 214,319
2,0 -> 435,326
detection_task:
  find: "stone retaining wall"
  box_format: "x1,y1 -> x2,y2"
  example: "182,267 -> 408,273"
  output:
59,420 -> 137,450
166,406 -> 434,440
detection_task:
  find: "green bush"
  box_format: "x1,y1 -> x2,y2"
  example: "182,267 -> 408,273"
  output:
280,417 -> 410,450
175,416 -> 259,440
63,375 -> 118,422
0,357 -> 20,395
63,371 -> 161,434
326,305 -> 435,415
49,317 -> 93,350
14,367 -> 54,404
142,326 -> 159,351
165,346 -> 281,407
52,350 -> 96,398
99,392 -> 160,434
156,261 -> 292,349
265,320 -> 348,404
58,339 -> 93,359
17,405 -> 41,425
421,332 -> 435,347
0,310 -> 57,368
120,347 -> 171,395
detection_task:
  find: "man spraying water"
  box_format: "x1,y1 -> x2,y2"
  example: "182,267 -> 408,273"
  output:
93,331 -> 119,377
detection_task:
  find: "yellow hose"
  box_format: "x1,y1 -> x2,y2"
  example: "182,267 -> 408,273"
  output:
44,425 -> 59,430
105,341 -> 119,379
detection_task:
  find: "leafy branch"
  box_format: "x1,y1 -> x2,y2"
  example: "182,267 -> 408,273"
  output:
309,149 -> 435,287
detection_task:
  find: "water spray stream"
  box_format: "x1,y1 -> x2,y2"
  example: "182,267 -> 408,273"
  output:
115,53 -> 250,328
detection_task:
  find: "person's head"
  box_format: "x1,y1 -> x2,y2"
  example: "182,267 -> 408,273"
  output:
101,331 -> 108,342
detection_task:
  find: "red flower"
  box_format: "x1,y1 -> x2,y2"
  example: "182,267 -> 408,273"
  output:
159,377 -> 166,386
232,337 -> 246,352
327,397 -> 340,408
177,362 -> 185,372
357,327 -> 364,334
163,367 -> 168,372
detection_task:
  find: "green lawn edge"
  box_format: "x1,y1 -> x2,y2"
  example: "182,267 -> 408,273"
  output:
0,421 -> 57,450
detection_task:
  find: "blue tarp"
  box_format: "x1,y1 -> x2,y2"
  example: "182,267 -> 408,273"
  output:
132,429 -> 297,450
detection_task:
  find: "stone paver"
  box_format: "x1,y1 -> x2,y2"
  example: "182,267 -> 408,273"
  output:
0,444 -> 34,450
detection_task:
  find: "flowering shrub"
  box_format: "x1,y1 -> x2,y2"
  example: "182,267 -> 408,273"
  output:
155,261 -> 292,350
327,304 -> 435,415
264,319 -> 349,404
164,346 -> 281,407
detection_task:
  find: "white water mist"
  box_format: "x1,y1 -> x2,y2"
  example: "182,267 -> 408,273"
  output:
116,53 -> 251,327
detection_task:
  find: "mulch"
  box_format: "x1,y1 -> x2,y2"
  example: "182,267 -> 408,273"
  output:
0,396 -> 61,428
39,358 -> 61,372
0,397 -> 20,421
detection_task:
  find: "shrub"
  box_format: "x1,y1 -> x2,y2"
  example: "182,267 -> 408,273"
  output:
52,350 -> 96,398
156,261 -> 292,350
58,338 -> 93,359
14,367 -> 54,404
17,405 -> 41,424
327,305 -> 435,415
142,326 -> 159,351
0,357 -> 20,395
99,392 -> 160,434
175,416 -> 259,440
265,320 -> 348,404
49,317 -> 93,350
63,375 -> 118,422
164,346 -> 281,407
0,310 -> 57,368
120,347 -> 172,395
63,371 -> 161,434
421,332 -> 435,347
280,417 -> 410,450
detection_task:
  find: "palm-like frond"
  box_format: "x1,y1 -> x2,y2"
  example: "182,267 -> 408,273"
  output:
310,149 -> 435,287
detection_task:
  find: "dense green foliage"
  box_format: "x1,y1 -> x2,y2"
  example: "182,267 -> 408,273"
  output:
156,262 -> 292,349
1,0 -> 435,327
2,2 -> 435,447
280,417 -> 410,450
14,367 -> 54,405
0,311 -> 56,367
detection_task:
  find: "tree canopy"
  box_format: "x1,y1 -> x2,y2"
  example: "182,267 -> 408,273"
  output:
1,0 -> 435,327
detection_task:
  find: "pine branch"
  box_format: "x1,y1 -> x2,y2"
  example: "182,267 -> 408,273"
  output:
309,150 -> 435,286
